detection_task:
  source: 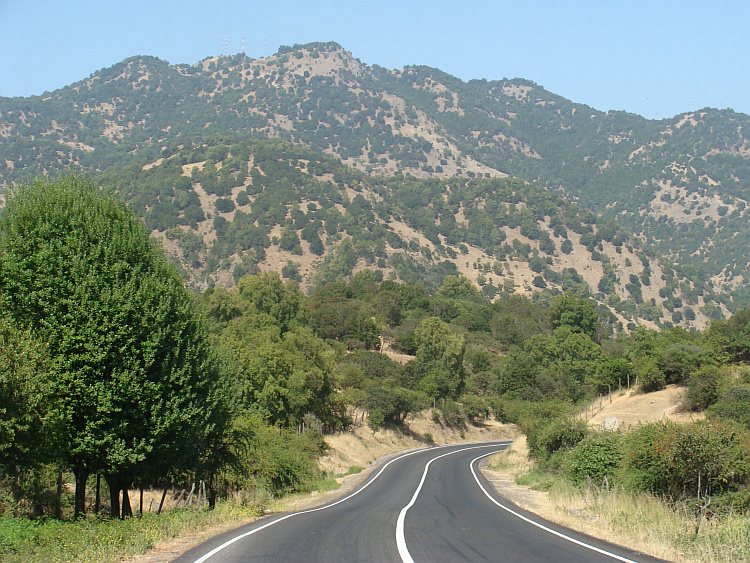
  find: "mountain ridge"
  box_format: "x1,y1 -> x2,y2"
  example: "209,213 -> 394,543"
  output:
1,41 -> 749,319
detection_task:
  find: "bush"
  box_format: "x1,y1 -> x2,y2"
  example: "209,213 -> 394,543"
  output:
215,197 -> 236,213
708,385 -> 750,426
567,431 -> 624,486
661,343 -> 705,384
495,398 -> 576,427
222,417 -> 321,494
364,384 -> 428,425
620,420 -> 750,500
367,409 -> 385,431
636,358 -> 666,392
619,422 -> 675,494
440,399 -> 466,428
459,394 -> 490,423
527,417 -> 588,467
687,365 -> 721,410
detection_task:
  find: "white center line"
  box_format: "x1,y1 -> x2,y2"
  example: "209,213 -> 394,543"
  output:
396,444 -> 506,563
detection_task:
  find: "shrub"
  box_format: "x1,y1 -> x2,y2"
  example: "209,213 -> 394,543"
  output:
636,358 -> 666,392
687,365 -> 721,410
619,422 -> 674,494
661,343 -> 705,383
708,385 -> 750,426
567,431 -> 624,486
440,399 -> 466,428
215,197 -> 236,213
367,409 -> 385,431
495,398 -> 576,427
459,394 -> 490,423
224,417 -> 321,494
620,420 -> 750,500
364,384 -> 428,425
527,417 -> 588,467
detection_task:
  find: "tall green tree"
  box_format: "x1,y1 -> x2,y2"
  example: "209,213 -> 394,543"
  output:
0,174 -> 222,518
412,317 -> 466,398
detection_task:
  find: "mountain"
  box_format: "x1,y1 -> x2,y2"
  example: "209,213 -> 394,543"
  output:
1,41 -> 748,322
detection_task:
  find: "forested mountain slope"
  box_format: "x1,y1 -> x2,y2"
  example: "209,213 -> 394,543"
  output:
98,136 -> 723,331
2,41 -> 749,311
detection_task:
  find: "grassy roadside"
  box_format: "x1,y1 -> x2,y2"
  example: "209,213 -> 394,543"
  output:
486,438 -> 750,563
0,467 -> 369,563
0,502 -> 259,563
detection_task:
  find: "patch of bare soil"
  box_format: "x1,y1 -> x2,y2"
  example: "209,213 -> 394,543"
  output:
586,384 -> 704,429
120,517 -> 258,563
319,414 -> 516,474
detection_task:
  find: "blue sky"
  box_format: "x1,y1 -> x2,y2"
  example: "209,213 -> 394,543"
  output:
1,0 -> 747,120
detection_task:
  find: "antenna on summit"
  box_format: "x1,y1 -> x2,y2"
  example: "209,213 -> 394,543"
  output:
242,36 -> 246,55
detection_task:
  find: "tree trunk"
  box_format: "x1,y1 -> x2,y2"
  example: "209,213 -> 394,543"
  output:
157,485 -> 169,515
122,487 -> 132,519
94,474 -> 101,515
106,475 -> 120,519
73,467 -> 89,519
208,473 -> 216,510
55,470 -> 63,519
139,486 -> 144,516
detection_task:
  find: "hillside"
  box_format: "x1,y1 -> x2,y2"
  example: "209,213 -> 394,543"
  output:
97,136 -> 725,330
2,41 -> 750,312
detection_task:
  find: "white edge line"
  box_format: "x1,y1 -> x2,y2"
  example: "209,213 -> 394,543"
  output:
191,441 -> 507,563
470,451 -> 641,563
395,443 -> 509,563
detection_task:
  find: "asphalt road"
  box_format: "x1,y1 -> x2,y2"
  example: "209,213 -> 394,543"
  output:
174,442 -> 668,563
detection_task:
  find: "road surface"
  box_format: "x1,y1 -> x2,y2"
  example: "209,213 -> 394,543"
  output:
174,441 -> 667,562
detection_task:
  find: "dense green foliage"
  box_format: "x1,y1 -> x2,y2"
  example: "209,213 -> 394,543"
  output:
0,317 -> 55,474
0,176 -> 330,522
0,174 -> 231,517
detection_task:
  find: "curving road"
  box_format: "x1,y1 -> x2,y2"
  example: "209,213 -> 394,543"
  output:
174,442 -> 668,563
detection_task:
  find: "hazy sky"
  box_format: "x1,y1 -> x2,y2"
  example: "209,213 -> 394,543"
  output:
1,0 -> 747,120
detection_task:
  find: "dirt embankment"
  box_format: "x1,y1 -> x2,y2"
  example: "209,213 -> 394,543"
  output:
585,384 -> 703,429
483,385 -> 702,516
318,413 -> 516,474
